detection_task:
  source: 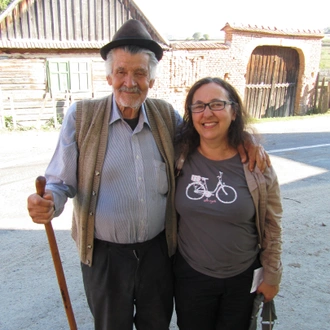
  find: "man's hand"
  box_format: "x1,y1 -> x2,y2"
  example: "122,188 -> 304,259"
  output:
257,281 -> 279,302
27,190 -> 55,224
237,137 -> 271,172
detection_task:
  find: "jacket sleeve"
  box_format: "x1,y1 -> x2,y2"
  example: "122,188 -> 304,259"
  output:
260,166 -> 283,286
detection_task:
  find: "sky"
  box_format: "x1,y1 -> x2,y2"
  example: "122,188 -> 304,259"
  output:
134,0 -> 329,40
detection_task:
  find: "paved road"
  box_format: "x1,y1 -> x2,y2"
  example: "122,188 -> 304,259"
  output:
254,116 -> 330,329
0,114 -> 329,329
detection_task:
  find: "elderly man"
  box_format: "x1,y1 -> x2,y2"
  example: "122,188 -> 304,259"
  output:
28,19 -> 267,330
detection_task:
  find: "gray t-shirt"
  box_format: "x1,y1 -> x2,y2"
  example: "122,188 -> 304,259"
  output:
175,150 -> 259,279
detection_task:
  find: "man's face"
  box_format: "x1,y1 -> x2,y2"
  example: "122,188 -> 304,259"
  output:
107,48 -> 155,116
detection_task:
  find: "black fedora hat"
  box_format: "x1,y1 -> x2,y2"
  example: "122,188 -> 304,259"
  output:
100,19 -> 163,61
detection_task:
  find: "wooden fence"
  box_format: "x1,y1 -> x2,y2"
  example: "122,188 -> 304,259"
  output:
0,88 -> 92,129
314,72 -> 330,114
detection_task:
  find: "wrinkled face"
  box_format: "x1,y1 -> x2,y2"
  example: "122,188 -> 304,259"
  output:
191,82 -> 236,145
106,48 -> 154,113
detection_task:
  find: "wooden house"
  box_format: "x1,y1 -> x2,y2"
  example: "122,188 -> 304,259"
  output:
0,0 -> 168,128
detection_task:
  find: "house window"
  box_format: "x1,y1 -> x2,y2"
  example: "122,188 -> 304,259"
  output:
47,59 -> 91,95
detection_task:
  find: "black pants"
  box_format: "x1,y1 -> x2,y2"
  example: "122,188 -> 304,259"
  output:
81,231 -> 174,330
174,251 -> 260,330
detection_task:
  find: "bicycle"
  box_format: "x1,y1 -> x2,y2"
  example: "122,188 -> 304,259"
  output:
186,171 -> 237,204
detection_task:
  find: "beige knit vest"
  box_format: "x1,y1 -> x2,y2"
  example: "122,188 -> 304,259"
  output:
72,95 -> 178,266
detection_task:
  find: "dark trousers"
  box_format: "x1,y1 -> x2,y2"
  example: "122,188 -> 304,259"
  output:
174,251 -> 260,330
81,231 -> 174,330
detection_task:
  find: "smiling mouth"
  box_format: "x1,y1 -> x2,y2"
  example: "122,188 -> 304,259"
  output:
203,122 -> 217,127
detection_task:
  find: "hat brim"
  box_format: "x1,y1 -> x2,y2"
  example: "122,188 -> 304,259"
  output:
100,38 -> 163,61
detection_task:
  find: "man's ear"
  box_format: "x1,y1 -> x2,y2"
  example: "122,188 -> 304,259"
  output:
106,75 -> 112,86
149,79 -> 155,89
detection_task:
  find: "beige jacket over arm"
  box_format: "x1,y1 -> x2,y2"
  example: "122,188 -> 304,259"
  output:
244,164 -> 283,286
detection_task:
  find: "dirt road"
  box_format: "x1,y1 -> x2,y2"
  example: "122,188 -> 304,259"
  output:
0,115 -> 329,329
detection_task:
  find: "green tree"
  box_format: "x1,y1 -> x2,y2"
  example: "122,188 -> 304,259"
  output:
0,0 -> 11,12
192,32 -> 202,41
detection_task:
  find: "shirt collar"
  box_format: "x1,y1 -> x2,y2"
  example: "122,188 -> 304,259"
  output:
110,95 -> 151,128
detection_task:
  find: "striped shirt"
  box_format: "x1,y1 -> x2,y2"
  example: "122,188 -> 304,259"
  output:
46,96 -> 170,243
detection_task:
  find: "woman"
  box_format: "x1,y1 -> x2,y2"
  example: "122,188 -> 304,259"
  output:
174,77 -> 283,330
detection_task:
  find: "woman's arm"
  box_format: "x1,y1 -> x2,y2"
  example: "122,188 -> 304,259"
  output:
258,166 -> 283,301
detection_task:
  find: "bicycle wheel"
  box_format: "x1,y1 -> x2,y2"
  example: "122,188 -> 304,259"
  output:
216,185 -> 237,204
186,182 -> 205,200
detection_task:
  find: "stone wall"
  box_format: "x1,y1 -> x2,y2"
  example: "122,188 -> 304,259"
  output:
148,48 -> 232,114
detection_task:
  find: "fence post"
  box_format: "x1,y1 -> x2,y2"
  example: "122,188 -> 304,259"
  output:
319,77 -> 329,113
0,86 -> 4,129
314,73 -> 319,111
63,90 -> 71,117
320,79 -> 329,113
9,95 -> 17,129
51,93 -> 57,129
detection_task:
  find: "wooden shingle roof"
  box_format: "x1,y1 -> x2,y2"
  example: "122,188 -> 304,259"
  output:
0,0 -> 169,50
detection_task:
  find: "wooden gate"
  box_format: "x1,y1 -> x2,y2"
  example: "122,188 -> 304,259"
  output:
244,46 -> 299,118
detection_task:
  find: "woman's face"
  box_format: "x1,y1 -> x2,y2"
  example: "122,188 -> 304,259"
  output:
191,82 -> 236,145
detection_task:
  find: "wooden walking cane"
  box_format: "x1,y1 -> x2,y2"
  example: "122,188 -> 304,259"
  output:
35,176 -> 77,330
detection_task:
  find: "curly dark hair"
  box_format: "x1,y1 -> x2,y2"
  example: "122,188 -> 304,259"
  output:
175,77 -> 251,158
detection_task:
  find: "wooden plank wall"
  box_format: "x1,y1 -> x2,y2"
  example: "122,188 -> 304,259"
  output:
0,58 -> 51,128
244,46 -> 298,118
0,56 -> 111,129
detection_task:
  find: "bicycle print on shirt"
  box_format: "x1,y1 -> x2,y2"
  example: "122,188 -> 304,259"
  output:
186,171 -> 237,204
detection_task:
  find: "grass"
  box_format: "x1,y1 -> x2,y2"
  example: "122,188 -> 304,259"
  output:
321,36 -> 330,69
320,45 -> 330,69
